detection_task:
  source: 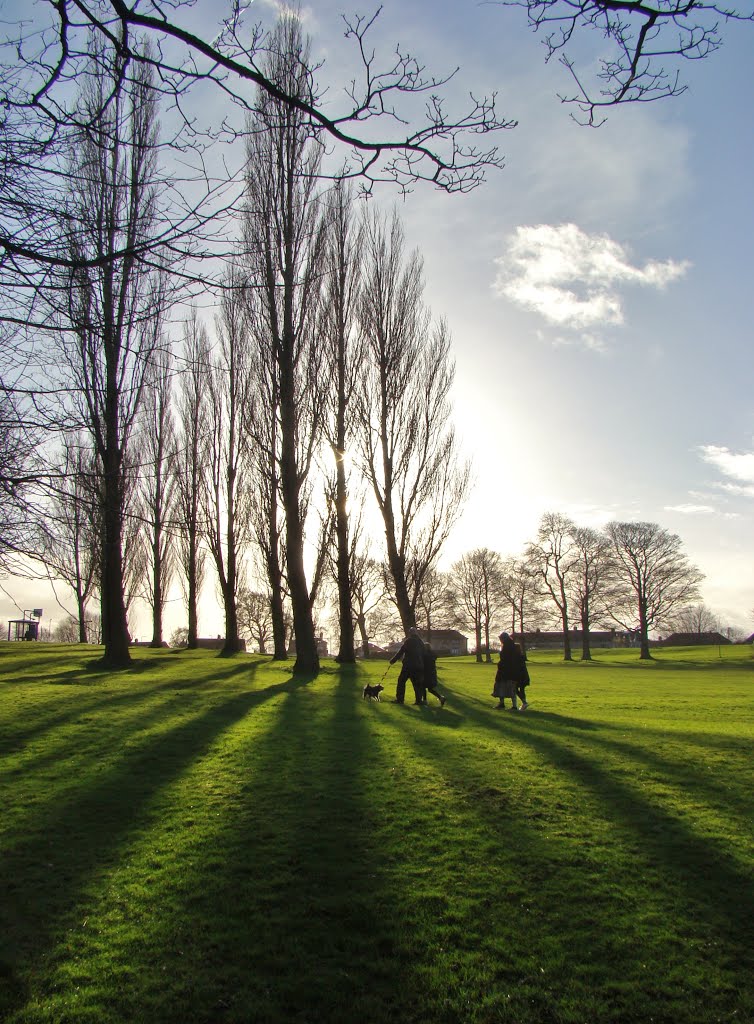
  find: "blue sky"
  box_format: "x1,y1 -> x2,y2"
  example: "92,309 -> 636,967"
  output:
1,0 -> 752,637
304,0 -> 754,630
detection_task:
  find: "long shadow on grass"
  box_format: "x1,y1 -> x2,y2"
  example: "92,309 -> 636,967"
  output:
121,662 -> 438,1024
461,700 -> 754,960
0,667 -> 309,1019
379,697 -> 754,1021
547,716 -> 754,823
0,651 -> 267,752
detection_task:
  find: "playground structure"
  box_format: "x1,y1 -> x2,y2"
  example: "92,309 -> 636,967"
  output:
6,609 -> 43,642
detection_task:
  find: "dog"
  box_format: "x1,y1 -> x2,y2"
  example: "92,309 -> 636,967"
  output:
362,682 -> 384,701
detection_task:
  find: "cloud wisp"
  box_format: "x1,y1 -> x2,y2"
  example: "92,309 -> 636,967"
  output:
698,444 -> 754,498
493,223 -> 690,337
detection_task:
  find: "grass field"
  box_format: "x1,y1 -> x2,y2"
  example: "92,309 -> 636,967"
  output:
1,641 -> 752,1024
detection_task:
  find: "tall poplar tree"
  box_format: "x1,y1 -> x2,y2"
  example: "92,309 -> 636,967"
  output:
242,15 -> 327,674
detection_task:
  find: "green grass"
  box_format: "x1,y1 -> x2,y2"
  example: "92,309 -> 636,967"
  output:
1,642 -> 752,1024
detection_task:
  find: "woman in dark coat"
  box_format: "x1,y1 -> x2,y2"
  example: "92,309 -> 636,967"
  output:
493,631 -> 529,711
422,642 -> 447,706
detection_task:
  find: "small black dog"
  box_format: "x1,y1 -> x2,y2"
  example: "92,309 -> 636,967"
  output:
362,683 -> 384,701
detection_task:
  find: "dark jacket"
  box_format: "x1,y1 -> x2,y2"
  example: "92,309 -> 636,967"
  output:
496,638 -> 529,685
391,633 -> 425,670
423,646 -> 438,687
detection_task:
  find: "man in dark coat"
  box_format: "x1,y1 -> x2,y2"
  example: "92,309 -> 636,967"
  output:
390,627 -> 426,704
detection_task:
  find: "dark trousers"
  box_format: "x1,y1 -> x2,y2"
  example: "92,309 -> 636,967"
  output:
515,682 -> 527,704
396,665 -> 425,703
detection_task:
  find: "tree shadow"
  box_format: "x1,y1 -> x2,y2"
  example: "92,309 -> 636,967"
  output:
58,659 -> 430,1021
378,692 -> 754,1018
0,670 -> 316,1021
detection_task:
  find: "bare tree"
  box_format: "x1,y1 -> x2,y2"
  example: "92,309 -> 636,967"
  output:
480,550 -> 507,661
53,616 -> 83,644
569,525 -> 615,660
246,418 -> 288,661
242,16 -> 328,674
497,0 -> 754,124
499,556 -> 544,653
173,309 -> 210,649
450,551 -> 487,663
137,345 -> 177,647
50,50 -> 168,667
449,549 -> 504,661
667,602 -> 721,635
526,512 -> 579,660
355,208 -> 470,633
202,279 -> 253,655
606,520 -> 704,659
321,182 -> 363,663
0,1 -> 511,219
0,391 -> 42,577
415,568 -> 456,640
237,588 -> 274,654
37,435 -> 99,643
350,553 -> 388,657
121,453 -> 149,636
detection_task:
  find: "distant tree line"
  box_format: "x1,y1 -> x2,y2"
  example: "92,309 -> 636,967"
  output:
414,513 -> 708,662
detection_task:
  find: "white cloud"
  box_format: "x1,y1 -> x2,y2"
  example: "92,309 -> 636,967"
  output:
699,445 -> 754,493
664,501 -> 740,519
558,502 -> 622,526
664,503 -> 716,515
492,223 -> 690,334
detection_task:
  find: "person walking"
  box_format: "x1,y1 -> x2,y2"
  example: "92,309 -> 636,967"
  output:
515,653 -> 531,711
389,627 -> 426,704
493,631 -> 528,711
422,642 -> 447,706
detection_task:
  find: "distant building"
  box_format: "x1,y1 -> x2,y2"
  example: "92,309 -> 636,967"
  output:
385,629 -> 469,656
419,629 -> 468,655
515,628 -> 628,650
355,643 -> 390,659
287,632 -> 328,656
659,632 -> 732,647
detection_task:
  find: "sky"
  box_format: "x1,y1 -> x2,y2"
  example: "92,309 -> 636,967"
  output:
2,0 -> 753,641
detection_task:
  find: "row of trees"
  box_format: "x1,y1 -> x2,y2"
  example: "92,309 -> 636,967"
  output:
2,3 -> 749,671
412,514 -> 705,662
7,18 -> 469,675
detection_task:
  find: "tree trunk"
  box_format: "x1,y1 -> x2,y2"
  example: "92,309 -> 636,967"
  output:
150,534 -> 163,646
76,592 -> 88,644
221,583 -> 241,654
561,604 -> 572,661
186,529 -> 198,648
100,451 -> 132,667
580,601 -> 592,661
356,613 -> 369,657
269,584 -> 287,660
334,450 -> 355,662
280,389 -> 319,674
639,601 -> 652,659
221,499 -> 241,655
383,519 -> 414,632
